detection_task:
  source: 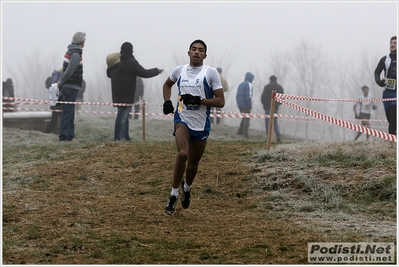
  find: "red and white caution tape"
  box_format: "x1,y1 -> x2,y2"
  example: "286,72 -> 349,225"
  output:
274,95 -> 396,142
275,93 -> 396,103
3,96 -> 394,141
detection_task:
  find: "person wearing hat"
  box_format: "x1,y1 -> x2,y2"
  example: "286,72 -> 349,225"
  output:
107,42 -> 163,141
261,75 -> 284,142
57,31 -> 86,142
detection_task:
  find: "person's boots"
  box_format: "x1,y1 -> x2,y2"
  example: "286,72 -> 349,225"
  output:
276,134 -> 281,142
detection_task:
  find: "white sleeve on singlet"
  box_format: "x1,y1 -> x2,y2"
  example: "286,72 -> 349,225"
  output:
206,66 -> 223,91
170,65 -> 185,82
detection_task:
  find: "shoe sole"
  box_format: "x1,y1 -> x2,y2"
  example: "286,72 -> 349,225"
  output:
164,209 -> 175,215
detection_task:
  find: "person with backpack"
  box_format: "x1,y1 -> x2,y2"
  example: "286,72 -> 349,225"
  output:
106,42 -> 163,141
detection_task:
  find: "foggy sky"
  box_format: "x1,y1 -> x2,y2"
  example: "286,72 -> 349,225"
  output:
2,1 -> 397,85
1,1 -> 398,140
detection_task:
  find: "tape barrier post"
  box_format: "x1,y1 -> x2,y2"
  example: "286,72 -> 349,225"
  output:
142,100 -> 146,141
266,90 -> 276,151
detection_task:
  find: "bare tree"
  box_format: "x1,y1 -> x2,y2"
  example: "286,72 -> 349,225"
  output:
287,40 -> 328,140
5,49 -> 60,111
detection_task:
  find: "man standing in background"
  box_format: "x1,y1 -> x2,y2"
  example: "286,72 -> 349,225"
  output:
236,72 -> 254,138
58,32 -> 86,142
107,42 -> 163,141
353,85 -> 377,141
2,78 -> 15,112
261,75 -> 284,142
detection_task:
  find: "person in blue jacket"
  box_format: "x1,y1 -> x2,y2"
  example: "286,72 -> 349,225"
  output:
236,72 -> 254,138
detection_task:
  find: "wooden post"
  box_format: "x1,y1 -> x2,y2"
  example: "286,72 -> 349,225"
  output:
266,90 -> 276,151
142,100 -> 146,141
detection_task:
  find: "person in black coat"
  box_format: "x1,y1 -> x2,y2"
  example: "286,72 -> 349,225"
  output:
374,36 -> 397,135
261,75 -> 284,142
107,42 -> 163,141
2,78 -> 15,112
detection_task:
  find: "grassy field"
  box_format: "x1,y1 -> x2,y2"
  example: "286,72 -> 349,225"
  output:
2,115 -> 397,264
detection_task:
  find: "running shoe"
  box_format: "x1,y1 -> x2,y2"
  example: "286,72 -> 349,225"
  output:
180,179 -> 191,209
164,195 -> 177,215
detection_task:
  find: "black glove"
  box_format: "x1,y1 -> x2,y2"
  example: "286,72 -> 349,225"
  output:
181,94 -> 201,106
377,80 -> 386,87
163,100 -> 174,114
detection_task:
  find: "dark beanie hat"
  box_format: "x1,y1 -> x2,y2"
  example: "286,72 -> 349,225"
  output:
270,75 -> 277,81
121,42 -> 133,55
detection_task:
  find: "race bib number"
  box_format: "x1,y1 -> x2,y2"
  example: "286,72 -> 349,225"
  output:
386,78 -> 396,90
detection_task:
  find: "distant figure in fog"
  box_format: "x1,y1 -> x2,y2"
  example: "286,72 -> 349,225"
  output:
261,75 -> 284,142
236,72 -> 254,138
353,85 -> 377,141
130,76 -> 144,120
75,79 -> 86,116
211,67 -> 229,124
44,68 -> 63,134
2,78 -> 15,112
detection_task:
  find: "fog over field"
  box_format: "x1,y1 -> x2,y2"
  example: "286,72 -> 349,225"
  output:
1,1 -> 397,141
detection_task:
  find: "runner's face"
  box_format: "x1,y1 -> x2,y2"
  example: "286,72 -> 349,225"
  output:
188,43 -> 207,66
390,39 -> 396,53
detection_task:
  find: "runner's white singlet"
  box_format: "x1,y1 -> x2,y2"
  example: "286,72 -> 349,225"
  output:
170,64 -> 222,131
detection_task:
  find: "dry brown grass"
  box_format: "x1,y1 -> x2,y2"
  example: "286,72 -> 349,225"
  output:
2,116 -> 397,264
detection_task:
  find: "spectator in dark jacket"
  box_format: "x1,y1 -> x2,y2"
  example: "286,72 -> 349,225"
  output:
2,78 -> 15,112
261,75 -> 284,142
236,72 -> 254,138
107,42 -> 163,141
